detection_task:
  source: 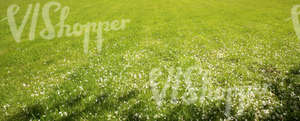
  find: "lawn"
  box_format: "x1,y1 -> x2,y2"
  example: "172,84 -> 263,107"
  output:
0,0 -> 299,120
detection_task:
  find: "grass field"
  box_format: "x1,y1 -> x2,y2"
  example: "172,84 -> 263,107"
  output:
0,0 -> 300,120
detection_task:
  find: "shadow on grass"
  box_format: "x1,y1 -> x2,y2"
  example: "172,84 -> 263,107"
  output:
52,94 -> 87,110
163,103 -> 227,121
58,94 -> 109,121
121,100 -> 148,121
58,90 -> 138,121
266,65 -> 300,120
6,94 -> 87,121
7,104 -> 44,121
7,90 -> 138,121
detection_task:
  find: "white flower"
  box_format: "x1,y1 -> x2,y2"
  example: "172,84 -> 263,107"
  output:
64,112 -> 68,116
263,110 -> 269,114
59,112 -> 63,116
59,112 -> 68,117
79,86 -> 84,91
3,104 -> 10,110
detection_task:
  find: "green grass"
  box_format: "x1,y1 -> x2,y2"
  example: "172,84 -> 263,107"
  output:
0,0 -> 300,120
